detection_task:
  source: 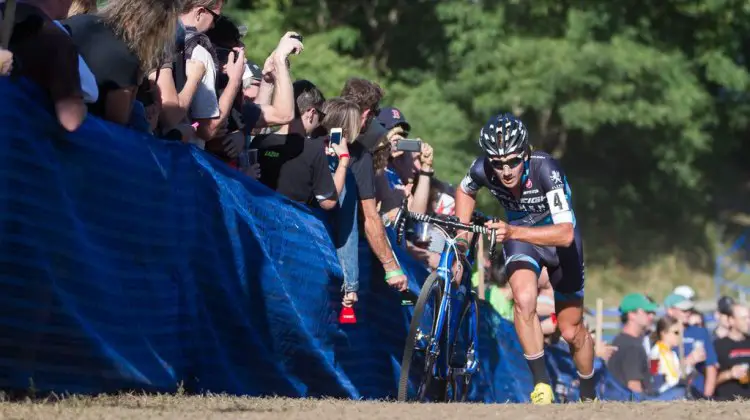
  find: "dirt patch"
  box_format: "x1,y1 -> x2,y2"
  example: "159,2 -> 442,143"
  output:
0,396 -> 746,420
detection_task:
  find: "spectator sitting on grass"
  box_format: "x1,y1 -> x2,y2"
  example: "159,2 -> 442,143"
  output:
648,316 -> 686,394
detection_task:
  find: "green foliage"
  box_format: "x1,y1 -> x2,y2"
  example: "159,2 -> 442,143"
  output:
227,0 -> 750,288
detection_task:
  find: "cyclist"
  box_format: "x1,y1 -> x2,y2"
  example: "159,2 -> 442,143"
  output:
453,113 -> 595,404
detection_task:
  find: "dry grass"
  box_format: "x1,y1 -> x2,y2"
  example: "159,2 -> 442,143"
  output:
586,253 -> 715,308
0,395 -> 747,420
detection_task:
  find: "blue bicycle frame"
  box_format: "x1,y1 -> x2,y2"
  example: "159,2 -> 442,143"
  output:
428,235 -> 480,380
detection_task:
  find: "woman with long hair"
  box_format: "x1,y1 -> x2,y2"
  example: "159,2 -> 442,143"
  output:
648,316 -> 684,394
319,97 -> 361,309
64,0 -> 180,126
321,97 -> 361,198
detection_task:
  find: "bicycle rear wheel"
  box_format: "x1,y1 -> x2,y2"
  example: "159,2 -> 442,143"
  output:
397,272 -> 445,402
446,293 -> 479,402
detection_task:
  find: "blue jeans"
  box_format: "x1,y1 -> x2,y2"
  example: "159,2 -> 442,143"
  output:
331,171 -> 359,293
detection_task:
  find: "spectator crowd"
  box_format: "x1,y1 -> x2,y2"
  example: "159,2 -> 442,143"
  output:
1,0 -> 748,403
600,287 -> 750,401
0,0 -> 458,316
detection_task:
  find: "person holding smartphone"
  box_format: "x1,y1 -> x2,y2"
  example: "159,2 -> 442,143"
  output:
318,98 -> 363,307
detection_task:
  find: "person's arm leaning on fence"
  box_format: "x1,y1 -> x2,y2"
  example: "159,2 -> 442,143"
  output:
351,147 -> 408,291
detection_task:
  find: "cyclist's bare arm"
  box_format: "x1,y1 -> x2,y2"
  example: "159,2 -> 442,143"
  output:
507,222 -> 574,248
454,186 -> 478,252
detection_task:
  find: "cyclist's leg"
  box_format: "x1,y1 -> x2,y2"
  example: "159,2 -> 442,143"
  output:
548,229 -> 595,400
503,240 -> 552,402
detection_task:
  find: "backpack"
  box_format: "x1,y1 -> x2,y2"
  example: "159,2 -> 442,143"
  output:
172,26 -> 219,92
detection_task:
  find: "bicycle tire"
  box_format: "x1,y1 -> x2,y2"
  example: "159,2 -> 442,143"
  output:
446,293 -> 480,402
397,271 -> 444,402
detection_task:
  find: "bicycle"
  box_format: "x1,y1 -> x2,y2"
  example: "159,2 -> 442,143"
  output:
394,200 -> 497,402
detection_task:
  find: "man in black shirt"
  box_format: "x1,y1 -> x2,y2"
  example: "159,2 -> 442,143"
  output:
251,80 -> 337,208
714,303 -> 750,400
607,293 -> 658,395
339,78 -> 408,292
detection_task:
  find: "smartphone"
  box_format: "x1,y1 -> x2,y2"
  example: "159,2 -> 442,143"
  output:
396,138 -> 422,152
329,128 -> 343,146
286,34 -> 304,68
290,34 -> 303,54
248,149 -> 258,165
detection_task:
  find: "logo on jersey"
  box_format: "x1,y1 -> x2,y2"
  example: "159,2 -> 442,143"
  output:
392,109 -> 401,119
550,170 -> 562,186
525,179 -> 532,189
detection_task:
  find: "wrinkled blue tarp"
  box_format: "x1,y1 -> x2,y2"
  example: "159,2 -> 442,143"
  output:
0,79 -> 618,402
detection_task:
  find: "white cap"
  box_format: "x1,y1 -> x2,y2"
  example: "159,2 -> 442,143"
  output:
673,285 -> 696,301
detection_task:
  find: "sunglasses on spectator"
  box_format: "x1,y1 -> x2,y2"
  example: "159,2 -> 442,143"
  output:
490,154 -> 525,169
203,7 -> 221,20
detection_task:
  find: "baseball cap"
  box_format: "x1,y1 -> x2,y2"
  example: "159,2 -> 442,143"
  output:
619,293 -> 659,314
664,293 -> 695,311
718,295 -> 736,316
673,285 -> 696,301
377,107 -> 411,131
206,16 -> 245,48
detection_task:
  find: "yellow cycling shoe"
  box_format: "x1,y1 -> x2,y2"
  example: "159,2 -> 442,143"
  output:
530,383 -> 554,405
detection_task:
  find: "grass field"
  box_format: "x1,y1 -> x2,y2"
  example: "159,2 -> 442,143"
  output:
1,395 -> 747,419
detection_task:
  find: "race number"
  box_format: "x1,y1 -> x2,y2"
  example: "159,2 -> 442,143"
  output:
545,188 -> 569,215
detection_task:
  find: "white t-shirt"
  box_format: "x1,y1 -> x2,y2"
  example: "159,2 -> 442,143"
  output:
188,45 -> 220,120
53,21 -> 98,103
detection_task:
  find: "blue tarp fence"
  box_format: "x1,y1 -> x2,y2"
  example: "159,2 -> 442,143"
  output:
0,79 -> 630,402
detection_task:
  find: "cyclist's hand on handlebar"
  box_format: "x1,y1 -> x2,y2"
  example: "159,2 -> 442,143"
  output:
485,219 -> 512,243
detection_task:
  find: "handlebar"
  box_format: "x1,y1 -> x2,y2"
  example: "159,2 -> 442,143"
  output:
400,211 -> 492,236
393,199 -> 498,261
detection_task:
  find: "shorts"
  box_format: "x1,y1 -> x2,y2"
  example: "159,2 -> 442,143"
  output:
502,228 -> 585,302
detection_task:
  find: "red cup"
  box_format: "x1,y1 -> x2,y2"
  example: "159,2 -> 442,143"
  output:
649,358 -> 660,375
339,307 -> 357,324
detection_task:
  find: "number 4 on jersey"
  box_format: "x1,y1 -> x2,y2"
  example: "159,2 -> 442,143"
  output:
545,189 -> 569,215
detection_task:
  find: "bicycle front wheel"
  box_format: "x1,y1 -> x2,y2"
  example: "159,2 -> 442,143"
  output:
397,272 -> 445,402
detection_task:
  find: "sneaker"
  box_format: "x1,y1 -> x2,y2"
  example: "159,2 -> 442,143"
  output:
530,383 -> 554,405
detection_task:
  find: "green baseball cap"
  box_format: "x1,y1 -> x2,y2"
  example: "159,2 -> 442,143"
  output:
619,293 -> 659,314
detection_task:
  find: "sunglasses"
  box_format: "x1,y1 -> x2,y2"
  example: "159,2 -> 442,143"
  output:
490,155 -> 525,170
203,7 -> 221,20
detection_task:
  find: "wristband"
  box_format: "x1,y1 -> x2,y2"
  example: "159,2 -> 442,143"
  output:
419,169 -> 435,177
338,153 -> 350,160
385,269 -> 405,280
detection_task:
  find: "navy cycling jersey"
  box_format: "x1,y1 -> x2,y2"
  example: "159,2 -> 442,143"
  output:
459,151 -> 576,228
